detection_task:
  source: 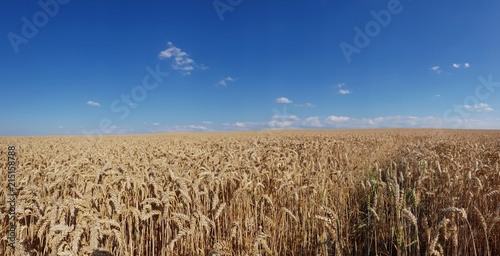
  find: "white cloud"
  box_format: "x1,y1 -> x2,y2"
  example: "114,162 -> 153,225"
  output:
339,89 -> 351,95
435,94 -> 441,97
152,114 -> 500,133
159,42 -> 204,75
152,124 -> 209,133
271,114 -> 300,122
462,103 -> 493,112
222,122 -> 261,130
452,62 -> 470,69
202,121 -> 213,125
265,115 -> 324,129
432,63 -> 470,73
144,122 -> 161,126
187,125 -> 207,130
333,82 -> 352,94
302,116 -> 323,127
324,115 -> 444,128
323,115 -> 498,129
431,66 -> 442,73
266,115 -> 449,130
326,116 -> 350,122
217,76 -> 235,87
295,102 -> 316,108
87,101 -> 101,107
276,97 -> 293,104
268,114 -> 301,129
234,122 -> 246,128
268,120 -> 294,128
337,115 -> 499,129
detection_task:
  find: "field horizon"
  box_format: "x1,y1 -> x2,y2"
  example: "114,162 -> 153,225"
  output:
2,128 -> 500,139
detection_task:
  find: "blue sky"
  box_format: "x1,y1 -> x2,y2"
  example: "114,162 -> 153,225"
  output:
1,0 -> 500,135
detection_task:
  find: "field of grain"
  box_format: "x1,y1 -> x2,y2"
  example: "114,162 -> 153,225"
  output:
1,129 -> 499,255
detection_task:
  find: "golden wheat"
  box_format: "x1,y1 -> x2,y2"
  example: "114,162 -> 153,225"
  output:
1,129 -> 499,255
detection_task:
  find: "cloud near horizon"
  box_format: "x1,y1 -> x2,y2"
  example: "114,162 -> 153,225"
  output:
461,103 -> 493,112
224,114 -> 500,131
77,114 -> 500,135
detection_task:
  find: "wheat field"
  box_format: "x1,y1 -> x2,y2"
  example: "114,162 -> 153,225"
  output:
1,129 -> 499,255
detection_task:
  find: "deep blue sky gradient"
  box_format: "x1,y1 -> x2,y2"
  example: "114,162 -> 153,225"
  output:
1,0 -> 500,135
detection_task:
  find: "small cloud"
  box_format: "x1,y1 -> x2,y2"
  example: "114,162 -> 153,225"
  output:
87,101 -> 101,107
234,122 -> 246,128
276,97 -> 293,104
431,66 -> 442,73
334,83 -> 352,94
295,102 -> 316,108
202,121 -> 213,125
475,103 -> 493,112
152,122 -> 160,126
154,124 -> 209,132
452,62 -> 470,69
268,114 -> 300,129
432,63 -> 470,73
224,122 -> 259,130
302,116 -> 323,127
326,116 -> 350,122
268,120 -> 294,128
339,89 -> 351,95
271,114 -> 300,122
158,42 -> 204,75
217,76 -> 235,87
58,126 -> 64,129
187,125 -> 207,130
435,94 -> 441,98
462,103 -> 493,112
